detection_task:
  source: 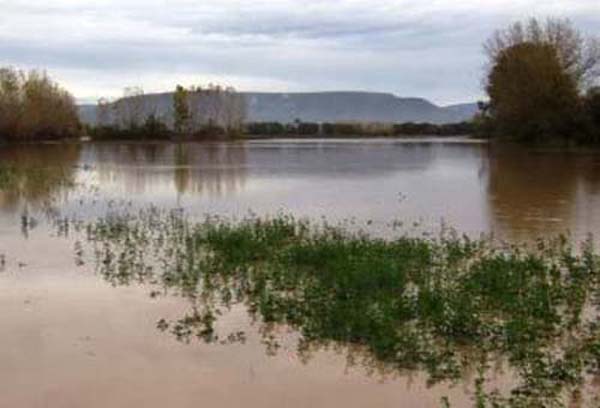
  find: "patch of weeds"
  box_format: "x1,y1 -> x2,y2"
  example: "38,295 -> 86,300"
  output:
71,210 -> 600,407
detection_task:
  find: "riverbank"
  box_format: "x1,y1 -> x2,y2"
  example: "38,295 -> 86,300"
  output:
0,132 -> 479,146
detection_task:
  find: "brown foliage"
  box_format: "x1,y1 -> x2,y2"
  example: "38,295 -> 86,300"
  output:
173,83 -> 247,137
0,67 -> 80,141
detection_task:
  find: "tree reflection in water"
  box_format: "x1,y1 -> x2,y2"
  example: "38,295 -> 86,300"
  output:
485,145 -> 600,243
0,144 -> 80,212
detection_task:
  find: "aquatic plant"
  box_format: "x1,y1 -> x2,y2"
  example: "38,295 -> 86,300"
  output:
75,209 -> 600,407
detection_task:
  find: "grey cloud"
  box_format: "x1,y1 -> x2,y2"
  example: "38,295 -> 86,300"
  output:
1,0 -> 599,104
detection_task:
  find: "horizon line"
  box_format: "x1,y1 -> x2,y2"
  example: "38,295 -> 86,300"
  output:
75,90 -> 480,108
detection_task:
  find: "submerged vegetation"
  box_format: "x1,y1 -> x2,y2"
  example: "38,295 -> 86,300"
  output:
67,208 -> 600,407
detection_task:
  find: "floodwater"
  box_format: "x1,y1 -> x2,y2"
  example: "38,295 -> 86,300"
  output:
1,138 -> 600,407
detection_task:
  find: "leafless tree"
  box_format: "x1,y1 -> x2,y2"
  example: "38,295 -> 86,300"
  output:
96,97 -> 111,126
185,83 -> 246,133
114,86 -> 145,129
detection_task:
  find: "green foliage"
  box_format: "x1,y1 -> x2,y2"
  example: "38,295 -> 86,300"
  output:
579,88 -> 600,144
482,18 -> 600,144
245,121 -> 474,137
76,210 -> 600,407
89,114 -> 172,140
486,42 -> 579,142
296,122 -> 320,135
173,84 -> 190,135
245,122 -> 286,136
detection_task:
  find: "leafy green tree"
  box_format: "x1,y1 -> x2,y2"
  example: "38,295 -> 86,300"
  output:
173,85 -> 190,135
483,18 -> 600,142
486,42 -> 580,141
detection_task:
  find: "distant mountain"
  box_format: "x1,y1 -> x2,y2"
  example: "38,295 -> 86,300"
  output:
78,91 -> 478,126
78,104 -> 97,125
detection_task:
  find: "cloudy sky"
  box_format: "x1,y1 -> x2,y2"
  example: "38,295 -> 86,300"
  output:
2,0 -> 599,105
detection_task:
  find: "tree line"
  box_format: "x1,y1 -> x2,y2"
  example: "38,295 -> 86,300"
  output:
92,87 -> 473,140
2,17 -> 600,144
0,67 -> 80,142
91,83 -> 247,140
245,121 -> 473,137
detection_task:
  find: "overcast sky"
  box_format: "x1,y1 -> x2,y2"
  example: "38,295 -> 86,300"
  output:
1,0 -> 599,105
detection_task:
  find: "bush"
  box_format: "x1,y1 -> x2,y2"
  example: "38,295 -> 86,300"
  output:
89,115 -> 172,140
245,121 -> 474,137
245,122 -> 286,136
0,67 -> 81,141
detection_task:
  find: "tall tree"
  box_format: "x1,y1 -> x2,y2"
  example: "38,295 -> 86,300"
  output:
0,67 -> 23,138
115,86 -> 145,129
173,85 -> 190,135
96,97 -> 111,127
486,42 -> 580,141
484,18 -> 600,141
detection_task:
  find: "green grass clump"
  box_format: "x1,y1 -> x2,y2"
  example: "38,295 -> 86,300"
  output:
80,210 -> 600,407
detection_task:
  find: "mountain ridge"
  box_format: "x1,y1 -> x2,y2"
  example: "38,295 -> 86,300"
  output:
78,91 -> 479,126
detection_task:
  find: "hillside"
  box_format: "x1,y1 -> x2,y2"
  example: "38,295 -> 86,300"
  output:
78,91 -> 478,126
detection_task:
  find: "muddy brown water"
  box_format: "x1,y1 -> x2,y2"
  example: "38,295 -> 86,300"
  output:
1,138 -> 600,407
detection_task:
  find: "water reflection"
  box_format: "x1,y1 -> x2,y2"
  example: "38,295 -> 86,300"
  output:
83,143 -> 248,198
485,146 -> 600,242
3,140 -> 600,407
0,144 -> 80,212
2,140 -> 600,242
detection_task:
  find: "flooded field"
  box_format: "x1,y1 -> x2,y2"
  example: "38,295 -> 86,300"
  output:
2,138 -> 600,407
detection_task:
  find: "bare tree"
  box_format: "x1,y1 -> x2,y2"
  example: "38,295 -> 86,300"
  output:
202,83 -> 225,128
114,86 -> 145,129
187,85 -> 204,133
96,97 -> 111,127
171,83 -> 247,136
218,86 -> 246,132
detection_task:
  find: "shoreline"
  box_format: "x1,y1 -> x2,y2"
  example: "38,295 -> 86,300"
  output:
0,133 -> 479,146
